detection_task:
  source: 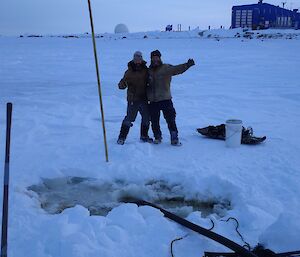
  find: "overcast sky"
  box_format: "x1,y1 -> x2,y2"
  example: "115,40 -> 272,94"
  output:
1,0 -> 300,35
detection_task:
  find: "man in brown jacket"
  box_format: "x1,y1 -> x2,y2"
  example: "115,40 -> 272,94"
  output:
117,51 -> 153,145
148,50 -> 195,145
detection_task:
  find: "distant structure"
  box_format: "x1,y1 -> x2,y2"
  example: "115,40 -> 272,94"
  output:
166,25 -> 173,31
114,24 -> 129,34
232,1 -> 300,29
177,24 -> 182,32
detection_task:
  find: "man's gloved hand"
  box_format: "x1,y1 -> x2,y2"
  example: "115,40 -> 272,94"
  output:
118,79 -> 128,89
187,58 -> 195,67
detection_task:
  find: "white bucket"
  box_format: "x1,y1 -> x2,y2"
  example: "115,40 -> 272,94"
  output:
225,119 -> 243,148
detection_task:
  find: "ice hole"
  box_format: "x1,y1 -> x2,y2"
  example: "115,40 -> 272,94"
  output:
28,177 -> 231,218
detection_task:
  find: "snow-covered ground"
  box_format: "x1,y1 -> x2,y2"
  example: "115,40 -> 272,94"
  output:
0,30 -> 300,256
19,27 -> 300,40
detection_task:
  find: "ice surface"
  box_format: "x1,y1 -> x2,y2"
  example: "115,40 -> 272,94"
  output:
28,177 -> 231,217
0,30 -> 300,256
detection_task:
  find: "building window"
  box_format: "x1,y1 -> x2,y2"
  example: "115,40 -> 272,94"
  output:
276,17 -> 280,26
265,20 -> 270,27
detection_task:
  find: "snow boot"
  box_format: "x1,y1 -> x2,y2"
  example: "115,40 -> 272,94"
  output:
153,137 -> 162,144
141,137 -> 154,143
170,131 -> 181,146
242,127 -> 266,145
117,124 -> 130,145
197,124 -> 225,140
117,138 -> 125,145
140,124 -> 153,143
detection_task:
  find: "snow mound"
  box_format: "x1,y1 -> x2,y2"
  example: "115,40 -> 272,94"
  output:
259,212 -> 300,252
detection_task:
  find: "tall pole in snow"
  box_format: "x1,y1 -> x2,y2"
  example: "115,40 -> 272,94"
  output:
87,0 -> 109,162
1,103 -> 13,257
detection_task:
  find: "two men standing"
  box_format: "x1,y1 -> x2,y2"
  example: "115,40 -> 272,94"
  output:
117,50 -> 195,146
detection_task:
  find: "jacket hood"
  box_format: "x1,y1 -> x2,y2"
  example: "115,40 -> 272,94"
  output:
149,60 -> 163,69
128,60 -> 147,71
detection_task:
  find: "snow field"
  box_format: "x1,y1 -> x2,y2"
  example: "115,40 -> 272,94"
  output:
0,33 -> 300,256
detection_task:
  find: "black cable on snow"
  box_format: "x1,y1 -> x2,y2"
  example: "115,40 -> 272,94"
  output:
170,218 -> 214,257
170,234 -> 188,257
132,200 -> 258,257
208,218 -> 215,231
220,217 -> 251,251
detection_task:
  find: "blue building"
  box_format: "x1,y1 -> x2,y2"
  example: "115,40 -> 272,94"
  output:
232,1 -> 300,30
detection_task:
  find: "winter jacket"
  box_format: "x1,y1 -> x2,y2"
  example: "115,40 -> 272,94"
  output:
147,63 -> 190,102
118,61 -> 148,102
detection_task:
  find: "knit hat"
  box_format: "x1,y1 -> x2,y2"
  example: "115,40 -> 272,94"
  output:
151,50 -> 162,58
133,51 -> 143,60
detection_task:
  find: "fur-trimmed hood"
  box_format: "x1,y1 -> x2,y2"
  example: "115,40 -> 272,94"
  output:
128,60 -> 147,71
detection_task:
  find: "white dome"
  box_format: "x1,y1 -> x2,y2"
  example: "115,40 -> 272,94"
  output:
114,24 -> 129,34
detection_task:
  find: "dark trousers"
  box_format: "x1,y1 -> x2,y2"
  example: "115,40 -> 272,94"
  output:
122,101 -> 150,128
149,100 -> 178,139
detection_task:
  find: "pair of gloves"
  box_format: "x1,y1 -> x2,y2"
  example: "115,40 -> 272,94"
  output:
187,58 -> 195,68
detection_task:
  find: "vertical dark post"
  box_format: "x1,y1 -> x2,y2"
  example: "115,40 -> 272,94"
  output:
1,103 -> 12,257
87,0 -> 109,162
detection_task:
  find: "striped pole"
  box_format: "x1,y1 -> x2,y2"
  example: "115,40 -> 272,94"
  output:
1,103 -> 13,257
87,0 -> 109,162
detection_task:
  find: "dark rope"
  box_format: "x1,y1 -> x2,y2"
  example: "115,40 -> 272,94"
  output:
220,217 -> 251,251
208,218 -> 215,231
170,218 -> 215,257
170,234 -> 188,257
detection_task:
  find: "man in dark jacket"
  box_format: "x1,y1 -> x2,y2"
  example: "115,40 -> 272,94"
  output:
117,51 -> 153,145
147,50 -> 195,145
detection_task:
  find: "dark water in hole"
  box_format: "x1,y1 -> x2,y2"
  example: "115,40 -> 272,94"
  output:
28,177 -> 231,218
